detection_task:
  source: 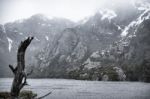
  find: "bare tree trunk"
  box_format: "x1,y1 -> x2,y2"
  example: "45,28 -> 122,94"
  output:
9,37 -> 34,99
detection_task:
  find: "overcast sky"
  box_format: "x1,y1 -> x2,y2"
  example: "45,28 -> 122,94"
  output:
0,0 -> 144,24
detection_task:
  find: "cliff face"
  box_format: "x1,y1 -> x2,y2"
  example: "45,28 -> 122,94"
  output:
33,8 -> 142,79
34,10 -> 123,78
0,1 -> 150,82
82,9 -> 150,81
122,19 -> 150,81
0,14 -> 75,76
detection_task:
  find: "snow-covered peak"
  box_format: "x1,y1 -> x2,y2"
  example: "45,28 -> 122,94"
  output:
121,8 -> 150,36
99,9 -> 117,22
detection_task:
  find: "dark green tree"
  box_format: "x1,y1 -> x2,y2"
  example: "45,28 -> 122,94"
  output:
142,59 -> 150,82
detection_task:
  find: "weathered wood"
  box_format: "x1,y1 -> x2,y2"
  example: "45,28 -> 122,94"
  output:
10,37 -> 34,99
9,65 -> 17,74
36,92 -> 52,99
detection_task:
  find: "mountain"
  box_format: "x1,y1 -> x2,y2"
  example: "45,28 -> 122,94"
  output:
33,10 -> 122,77
0,14 -> 75,76
0,1 -> 150,82
80,4 -> 150,81
31,2 -> 148,80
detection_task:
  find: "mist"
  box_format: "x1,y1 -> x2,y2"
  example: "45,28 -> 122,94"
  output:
0,0 -> 147,24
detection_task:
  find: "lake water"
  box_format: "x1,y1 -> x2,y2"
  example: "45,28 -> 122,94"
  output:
0,78 -> 150,99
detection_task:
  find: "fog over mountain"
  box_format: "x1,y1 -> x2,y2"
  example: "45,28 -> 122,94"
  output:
0,0 -> 150,82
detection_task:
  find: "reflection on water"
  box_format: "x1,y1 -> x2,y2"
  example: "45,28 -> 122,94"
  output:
0,78 -> 150,99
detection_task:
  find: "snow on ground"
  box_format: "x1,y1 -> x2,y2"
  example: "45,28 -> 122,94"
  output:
0,78 -> 150,99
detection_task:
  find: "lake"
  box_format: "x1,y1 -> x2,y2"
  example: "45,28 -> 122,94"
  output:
0,78 -> 150,99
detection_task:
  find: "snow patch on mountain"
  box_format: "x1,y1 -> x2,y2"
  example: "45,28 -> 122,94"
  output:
80,17 -> 90,24
121,8 -> 150,36
45,36 -> 49,41
35,37 -> 40,41
19,32 -> 23,35
7,37 -> 13,52
114,23 -> 123,31
99,9 -> 117,22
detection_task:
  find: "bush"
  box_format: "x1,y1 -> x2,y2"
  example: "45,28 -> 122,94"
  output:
98,67 -> 119,81
0,90 -> 37,99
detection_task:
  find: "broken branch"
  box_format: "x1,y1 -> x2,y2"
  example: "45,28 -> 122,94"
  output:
27,69 -> 33,76
9,65 -> 17,74
37,91 -> 52,99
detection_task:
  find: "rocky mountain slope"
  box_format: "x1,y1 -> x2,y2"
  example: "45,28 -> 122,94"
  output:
0,14 -> 75,76
31,2 -> 150,81
0,1 -> 150,82
80,3 -> 150,81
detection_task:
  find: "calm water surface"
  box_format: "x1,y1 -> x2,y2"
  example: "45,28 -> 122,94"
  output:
0,78 -> 150,99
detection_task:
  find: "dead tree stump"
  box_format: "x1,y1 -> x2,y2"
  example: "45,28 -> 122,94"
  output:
9,37 -> 34,99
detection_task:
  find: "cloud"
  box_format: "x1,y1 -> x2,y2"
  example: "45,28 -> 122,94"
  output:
0,0 -> 144,24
